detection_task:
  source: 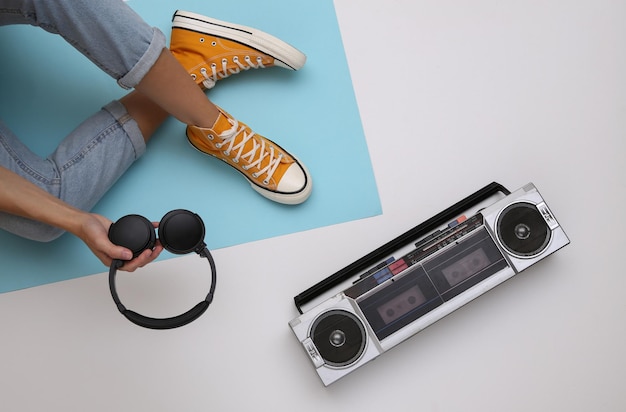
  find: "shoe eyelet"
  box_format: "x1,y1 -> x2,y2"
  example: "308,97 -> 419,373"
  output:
232,158 -> 238,163
245,56 -> 252,62
207,134 -> 214,140
263,179 -> 270,185
211,63 -> 217,68
199,38 -> 205,43
252,173 -> 259,178
211,41 -> 217,46
242,165 -> 249,170
224,151 -> 230,156
233,56 -> 239,62
215,143 -> 222,148
191,74 -> 197,80
256,56 -> 263,63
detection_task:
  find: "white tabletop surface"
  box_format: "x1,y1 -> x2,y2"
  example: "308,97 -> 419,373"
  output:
1,0 -> 625,410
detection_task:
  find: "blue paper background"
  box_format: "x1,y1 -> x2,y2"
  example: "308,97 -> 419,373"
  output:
0,0 -> 381,293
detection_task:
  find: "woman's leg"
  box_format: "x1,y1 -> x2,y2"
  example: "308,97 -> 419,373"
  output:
133,49 -> 219,128
1,0 -> 310,225
0,100 -> 146,241
0,0 -> 212,240
0,0 -> 218,127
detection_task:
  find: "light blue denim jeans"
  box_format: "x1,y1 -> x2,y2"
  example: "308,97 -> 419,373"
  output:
0,0 -> 166,241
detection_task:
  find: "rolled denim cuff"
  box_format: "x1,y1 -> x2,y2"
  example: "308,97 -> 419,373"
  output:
102,100 -> 146,158
117,27 -> 167,89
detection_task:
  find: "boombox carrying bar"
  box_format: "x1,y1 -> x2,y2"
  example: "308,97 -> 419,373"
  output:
293,182 -> 511,314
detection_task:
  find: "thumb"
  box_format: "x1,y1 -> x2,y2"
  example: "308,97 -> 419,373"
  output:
107,244 -> 133,262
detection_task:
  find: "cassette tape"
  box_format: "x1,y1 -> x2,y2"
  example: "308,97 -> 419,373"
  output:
289,182 -> 569,386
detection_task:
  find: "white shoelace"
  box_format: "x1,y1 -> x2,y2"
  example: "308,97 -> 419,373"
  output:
200,56 -> 266,89
213,118 -> 283,185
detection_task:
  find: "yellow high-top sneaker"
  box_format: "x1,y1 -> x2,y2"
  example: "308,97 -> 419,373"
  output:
170,10 -> 306,89
187,106 -> 312,205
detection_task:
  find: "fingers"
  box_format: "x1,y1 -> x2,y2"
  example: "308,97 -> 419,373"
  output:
102,220 -> 162,271
110,245 -> 133,262
118,243 -> 164,272
92,216 -> 163,271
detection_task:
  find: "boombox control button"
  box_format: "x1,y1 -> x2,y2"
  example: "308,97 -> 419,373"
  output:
303,338 -> 325,368
537,202 -> 559,230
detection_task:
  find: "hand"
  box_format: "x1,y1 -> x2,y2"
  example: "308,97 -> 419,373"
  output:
76,212 -> 164,272
0,166 -> 163,271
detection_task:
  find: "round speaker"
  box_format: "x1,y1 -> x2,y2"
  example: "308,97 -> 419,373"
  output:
310,310 -> 366,368
496,202 -> 551,258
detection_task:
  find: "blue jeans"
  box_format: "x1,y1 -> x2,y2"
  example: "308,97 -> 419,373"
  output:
0,0 -> 166,241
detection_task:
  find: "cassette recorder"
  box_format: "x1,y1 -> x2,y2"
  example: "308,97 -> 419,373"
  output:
289,182 -> 569,386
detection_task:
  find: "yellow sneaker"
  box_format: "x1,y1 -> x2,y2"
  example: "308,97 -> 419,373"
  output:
171,10 -> 306,89
187,107 -> 312,204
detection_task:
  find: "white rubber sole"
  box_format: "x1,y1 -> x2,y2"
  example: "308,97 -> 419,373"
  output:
172,10 -> 306,70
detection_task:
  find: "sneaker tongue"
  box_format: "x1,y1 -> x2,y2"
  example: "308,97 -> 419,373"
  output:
211,111 -> 234,132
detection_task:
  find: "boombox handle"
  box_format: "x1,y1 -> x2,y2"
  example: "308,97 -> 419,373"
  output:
293,182 -> 511,314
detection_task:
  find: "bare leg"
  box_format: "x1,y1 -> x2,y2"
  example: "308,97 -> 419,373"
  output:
133,48 -> 219,129
118,91 -> 167,143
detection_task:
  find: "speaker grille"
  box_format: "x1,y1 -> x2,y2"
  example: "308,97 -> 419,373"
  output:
497,202 -> 551,257
311,310 -> 366,367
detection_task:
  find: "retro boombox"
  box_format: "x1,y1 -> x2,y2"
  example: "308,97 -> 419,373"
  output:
289,182 -> 569,386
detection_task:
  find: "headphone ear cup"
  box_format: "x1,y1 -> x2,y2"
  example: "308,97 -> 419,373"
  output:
159,209 -> 206,254
108,215 -> 156,258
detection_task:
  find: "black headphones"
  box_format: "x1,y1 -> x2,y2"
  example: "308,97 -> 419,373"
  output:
107,209 -> 216,330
